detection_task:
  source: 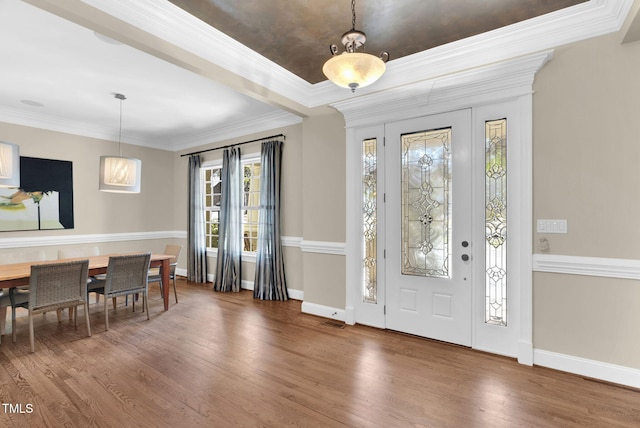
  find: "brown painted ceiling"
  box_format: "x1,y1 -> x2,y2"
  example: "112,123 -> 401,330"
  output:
167,0 -> 587,84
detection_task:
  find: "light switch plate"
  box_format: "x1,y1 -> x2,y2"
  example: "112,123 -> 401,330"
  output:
537,219 -> 568,234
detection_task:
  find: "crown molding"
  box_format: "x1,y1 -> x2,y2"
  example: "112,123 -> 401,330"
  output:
0,106 -> 301,152
10,0 -> 633,149
309,0 -> 634,107
80,0 -> 313,103
332,50 -> 553,128
79,0 -> 633,110
161,111 -> 302,151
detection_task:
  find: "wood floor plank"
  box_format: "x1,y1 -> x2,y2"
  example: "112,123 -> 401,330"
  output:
1,279 -> 639,427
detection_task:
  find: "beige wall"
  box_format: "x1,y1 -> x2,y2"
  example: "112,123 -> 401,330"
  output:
301,112 -> 346,242
301,112 -> 347,309
0,121 -> 181,264
533,32 -> 640,367
0,122 -> 175,235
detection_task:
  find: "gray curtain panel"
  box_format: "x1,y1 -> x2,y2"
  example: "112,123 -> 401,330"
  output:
254,140 -> 288,300
214,147 -> 242,292
187,155 -> 207,283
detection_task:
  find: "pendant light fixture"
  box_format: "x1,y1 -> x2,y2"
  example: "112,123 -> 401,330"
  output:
322,0 -> 389,93
99,93 -> 141,193
0,141 -> 20,188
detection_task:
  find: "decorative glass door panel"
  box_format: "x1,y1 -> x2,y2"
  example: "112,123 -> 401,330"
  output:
485,119 -> 507,326
363,138 -> 377,303
401,129 -> 452,278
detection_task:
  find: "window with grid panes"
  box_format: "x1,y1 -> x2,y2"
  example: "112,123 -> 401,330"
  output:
203,157 -> 261,252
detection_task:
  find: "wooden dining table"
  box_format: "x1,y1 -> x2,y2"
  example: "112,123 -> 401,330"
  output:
0,253 -> 175,311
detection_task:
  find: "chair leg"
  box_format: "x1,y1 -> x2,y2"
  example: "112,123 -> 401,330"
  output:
56,309 -> 62,323
0,306 -> 6,338
68,306 -> 73,321
84,304 -> 91,337
73,306 -> 78,328
112,297 -> 117,310
29,312 -> 35,353
12,306 -> 17,343
104,297 -> 109,331
173,277 -> 178,304
144,293 -> 149,320
132,295 -> 136,312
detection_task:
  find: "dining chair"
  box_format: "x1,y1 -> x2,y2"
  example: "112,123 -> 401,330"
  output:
0,250 -> 47,344
147,244 -> 182,304
88,253 -> 151,330
10,259 -> 91,353
58,246 -> 103,305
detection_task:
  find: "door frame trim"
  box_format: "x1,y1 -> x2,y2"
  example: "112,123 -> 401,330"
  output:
337,50 -> 552,364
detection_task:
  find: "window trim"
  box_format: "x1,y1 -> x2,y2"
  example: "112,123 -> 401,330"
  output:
202,152 -> 261,260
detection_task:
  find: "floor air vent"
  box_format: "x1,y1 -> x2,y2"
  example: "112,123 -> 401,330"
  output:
322,320 -> 345,329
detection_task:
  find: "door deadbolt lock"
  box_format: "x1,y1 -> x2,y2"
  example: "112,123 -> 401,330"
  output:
461,241 -> 469,248
461,254 -> 470,261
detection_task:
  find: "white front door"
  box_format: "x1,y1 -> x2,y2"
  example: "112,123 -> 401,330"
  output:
385,109 -> 473,346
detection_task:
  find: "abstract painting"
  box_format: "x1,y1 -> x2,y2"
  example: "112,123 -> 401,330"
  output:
0,157 -> 74,231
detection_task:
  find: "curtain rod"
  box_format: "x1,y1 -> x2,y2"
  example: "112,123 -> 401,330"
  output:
180,133 -> 285,157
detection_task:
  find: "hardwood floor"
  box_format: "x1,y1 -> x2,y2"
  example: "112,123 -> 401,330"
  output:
1,279 -> 639,427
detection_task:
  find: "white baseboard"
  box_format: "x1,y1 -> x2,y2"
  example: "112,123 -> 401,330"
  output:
287,289 -> 303,301
534,349 -> 640,389
301,301 -> 345,322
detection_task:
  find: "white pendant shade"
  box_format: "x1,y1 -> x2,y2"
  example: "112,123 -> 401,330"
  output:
99,155 -> 141,193
323,52 -> 386,92
0,141 -> 20,188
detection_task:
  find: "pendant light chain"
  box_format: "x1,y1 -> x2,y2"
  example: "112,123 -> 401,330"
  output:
351,0 -> 356,30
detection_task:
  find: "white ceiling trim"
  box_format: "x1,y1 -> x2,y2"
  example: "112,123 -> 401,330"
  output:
312,0 -> 635,106
80,0 -> 633,110
0,104 -> 300,152
80,0 -> 313,103
332,50 -> 554,128
168,111 -> 303,152
0,105 -> 115,143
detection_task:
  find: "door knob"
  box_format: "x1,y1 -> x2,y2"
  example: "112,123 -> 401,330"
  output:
461,254 -> 470,261
461,241 -> 469,247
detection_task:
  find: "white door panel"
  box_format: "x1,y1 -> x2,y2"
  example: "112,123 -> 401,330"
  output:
385,109 -> 472,346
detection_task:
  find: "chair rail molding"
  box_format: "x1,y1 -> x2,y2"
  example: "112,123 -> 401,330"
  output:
0,231 -> 187,249
533,253 -> 640,280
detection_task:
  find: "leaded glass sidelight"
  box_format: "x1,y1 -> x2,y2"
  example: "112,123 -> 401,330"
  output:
401,128 -> 452,278
362,138 -> 377,303
485,119 -> 507,326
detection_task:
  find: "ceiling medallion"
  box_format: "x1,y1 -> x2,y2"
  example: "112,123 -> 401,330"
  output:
322,0 -> 389,92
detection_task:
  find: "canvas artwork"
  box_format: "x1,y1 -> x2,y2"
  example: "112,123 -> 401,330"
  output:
0,157 -> 74,231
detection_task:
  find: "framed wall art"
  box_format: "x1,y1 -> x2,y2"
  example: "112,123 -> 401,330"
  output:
0,156 -> 74,231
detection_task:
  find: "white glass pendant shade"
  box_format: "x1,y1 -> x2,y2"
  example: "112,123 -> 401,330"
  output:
99,155 -> 141,193
0,141 -> 20,188
322,52 -> 386,92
